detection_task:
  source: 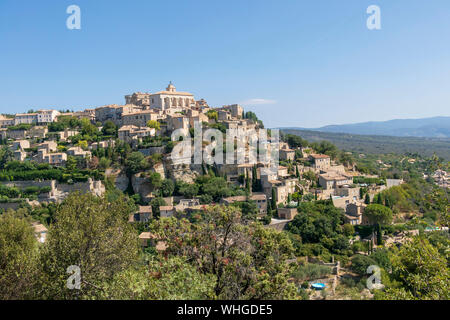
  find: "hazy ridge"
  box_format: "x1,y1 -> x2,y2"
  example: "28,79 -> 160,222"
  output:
290,116 -> 450,138
280,129 -> 450,160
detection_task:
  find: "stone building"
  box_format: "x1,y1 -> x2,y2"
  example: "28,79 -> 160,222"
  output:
95,104 -> 139,125
118,125 -> 156,143
125,92 -> 151,107
160,205 -> 176,218
14,110 -> 60,125
73,109 -> 96,121
14,113 -> 38,125
38,151 -> 67,166
344,202 -> 367,225
167,114 -> 190,132
37,141 -> 58,153
122,110 -> 159,127
27,126 -> 48,138
67,146 -> 91,159
148,83 -> 195,111
11,139 -> 30,151
221,193 -> 267,215
277,207 -> 298,220
37,110 -> 61,124
0,115 -> 14,127
309,154 -> 331,170
280,146 -> 295,161
218,104 -> 243,119
318,172 -> 353,190
0,128 -> 26,140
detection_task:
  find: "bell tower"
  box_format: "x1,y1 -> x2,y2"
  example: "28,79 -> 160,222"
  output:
166,81 -> 176,92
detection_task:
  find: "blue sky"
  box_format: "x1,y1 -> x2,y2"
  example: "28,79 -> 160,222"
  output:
1,0 -> 450,128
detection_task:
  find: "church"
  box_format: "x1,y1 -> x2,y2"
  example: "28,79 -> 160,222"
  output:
149,82 -> 196,111
124,82 -> 196,111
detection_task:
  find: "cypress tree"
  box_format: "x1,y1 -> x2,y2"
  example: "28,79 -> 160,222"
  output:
267,197 -> 272,214
271,188 -> 277,210
365,193 -> 371,204
384,197 -> 390,208
376,194 -> 383,205
376,224 -> 383,245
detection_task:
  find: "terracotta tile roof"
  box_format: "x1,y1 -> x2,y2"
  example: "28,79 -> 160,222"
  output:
310,154 -> 330,159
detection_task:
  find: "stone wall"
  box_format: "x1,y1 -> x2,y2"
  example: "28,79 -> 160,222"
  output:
131,173 -> 153,201
138,146 -> 166,156
115,172 -> 129,192
0,178 -> 105,202
0,202 -> 23,211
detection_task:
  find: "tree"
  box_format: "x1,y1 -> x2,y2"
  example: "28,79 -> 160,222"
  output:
160,179 -> 175,197
150,197 -> 166,218
271,188 -> 277,211
147,120 -> 161,131
206,110 -> 218,122
177,182 -> 199,199
100,257 -> 216,299
201,177 -> 231,201
359,187 -> 366,199
101,120 -> 117,136
284,134 -> 308,149
286,201 -> 349,256
0,213 -> 39,299
125,152 -> 148,174
0,146 -> 13,169
77,140 -> 88,150
364,193 -> 371,204
267,196 -> 272,215
65,155 -> 78,171
310,141 -> 338,159
243,111 -> 259,122
376,193 -> 383,205
384,196 -> 391,209
380,237 -> 449,300
364,204 -> 393,226
199,194 -> 213,204
150,205 -> 298,299
148,172 -> 162,191
39,193 -> 139,299
364,204 -> 392,245
98,157 -> 111,170
81,119 -> 98,137
351,254 -> 377,276
338,152 -> 354,168
302,171 -> 317,183
343,224 -> 355,237
245,175 -> 251,193
231,200 -> 258,221
370,248 -> 391,272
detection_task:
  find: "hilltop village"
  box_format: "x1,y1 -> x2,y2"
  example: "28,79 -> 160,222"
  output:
1,84 -> 448,300
0,83 -> 403,233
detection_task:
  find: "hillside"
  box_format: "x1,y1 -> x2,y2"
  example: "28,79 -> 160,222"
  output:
280,129 -> 450,160
290,116 -> 450,138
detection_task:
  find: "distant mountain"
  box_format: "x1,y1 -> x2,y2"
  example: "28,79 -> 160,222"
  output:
279,129 -> 450,160
289,116 -> 450,138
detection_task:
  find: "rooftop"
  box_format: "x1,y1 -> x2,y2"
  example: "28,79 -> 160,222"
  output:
310,154 -> 330,159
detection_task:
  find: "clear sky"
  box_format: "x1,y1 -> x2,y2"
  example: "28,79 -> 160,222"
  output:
1,0 -> 449,128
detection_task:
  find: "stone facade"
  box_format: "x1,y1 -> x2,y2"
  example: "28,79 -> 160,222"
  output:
148,83 -> 195,111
